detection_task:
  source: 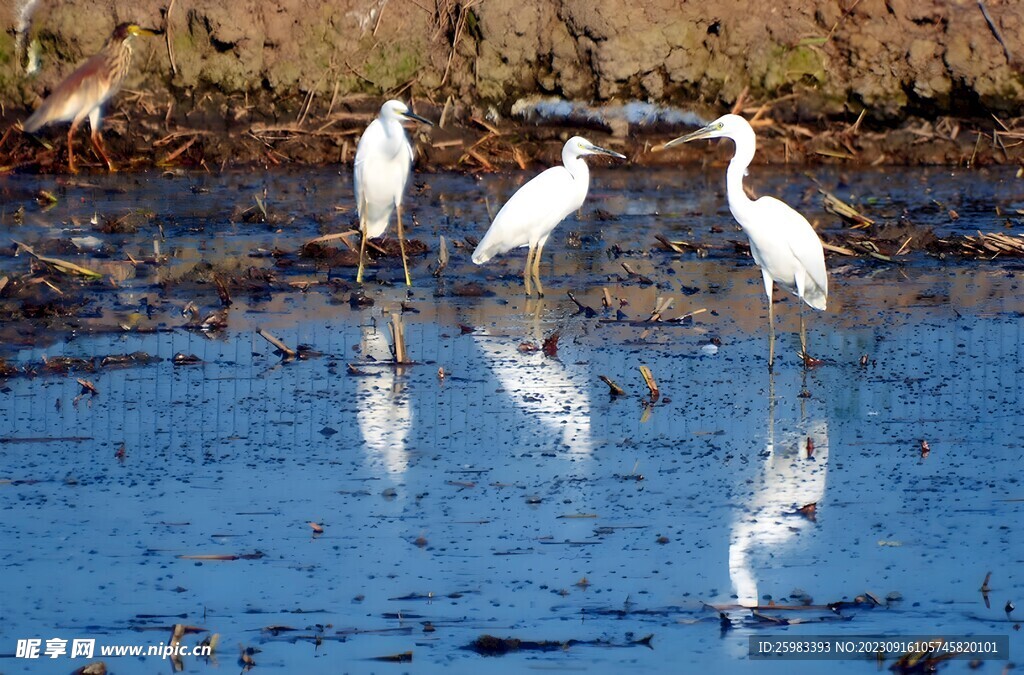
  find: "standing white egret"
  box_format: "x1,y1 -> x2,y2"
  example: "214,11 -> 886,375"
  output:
665,114 -> 828,370
354,99 -> 432,286
472,136 -> 626,297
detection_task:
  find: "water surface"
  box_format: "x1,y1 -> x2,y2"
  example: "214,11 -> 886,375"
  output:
0,166 -> 1022,673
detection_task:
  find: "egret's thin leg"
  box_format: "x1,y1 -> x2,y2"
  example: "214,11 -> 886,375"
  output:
532,239 -> 546,298
356,206 -> 368,284
762,271 -> 775,371
528,297 -> 544,337
798,365 -> 809,418
523,245 -> 535,297
767,367 -> 776,451
396,204 -> 411,287
799,310 -> 808,361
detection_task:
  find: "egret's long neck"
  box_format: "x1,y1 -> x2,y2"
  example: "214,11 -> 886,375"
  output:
568,156 -> 590,184
563,152 -> 591,208
563,146 -> 590,180
381,117 -> 406,152
725,126 -> 757,223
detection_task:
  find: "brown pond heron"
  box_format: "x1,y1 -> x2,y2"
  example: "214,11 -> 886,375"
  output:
23,22 -> 162,173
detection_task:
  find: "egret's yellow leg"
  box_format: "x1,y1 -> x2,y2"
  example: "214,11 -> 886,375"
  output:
396,204 -> 411,287
356,204 -> 368,284
523,245 -> 536,297
532,239 -> 546,298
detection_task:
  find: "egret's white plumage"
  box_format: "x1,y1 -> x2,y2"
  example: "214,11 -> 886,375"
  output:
665,114 -> 828,368
353,99 -> 432,285
472,136 -> 625,296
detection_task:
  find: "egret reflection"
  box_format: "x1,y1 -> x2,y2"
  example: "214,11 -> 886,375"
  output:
729,380 -> 830,607
471,305 -> 593,456
355,324 -> 412,476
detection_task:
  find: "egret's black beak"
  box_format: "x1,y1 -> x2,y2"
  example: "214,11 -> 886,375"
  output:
585,143 -> 626,160
663,123 -> 716,149
402,111 -> 434,127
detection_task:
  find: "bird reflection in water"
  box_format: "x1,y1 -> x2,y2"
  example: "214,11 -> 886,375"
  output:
471,302 -> 593,457
355,323 -> 412,476
729,375 -> 829,608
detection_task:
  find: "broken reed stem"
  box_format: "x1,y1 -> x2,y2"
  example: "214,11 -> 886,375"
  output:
433,235 -> 449,277
389,312 -> 408,364
158,136 -> 197,165
599,375 -> 626,396
304,229 -> 361,250
648,296 -> 674,322
257,328 -> 296,359
676,307 -> 708,322
164,0 -> 178,77
894,236 -> 913,257
978,1 -> 1014,64
566,291 -> 592,314
14,240 -> 103,279
821,242 -> 857,256
169,623 -> 185,648
639,365 -> 660,402
820,189 -> 874,228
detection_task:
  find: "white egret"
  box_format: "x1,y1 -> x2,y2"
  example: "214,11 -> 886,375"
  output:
354,99 -> 432,286
472,136 -> 626,297
665,114 -> 828,369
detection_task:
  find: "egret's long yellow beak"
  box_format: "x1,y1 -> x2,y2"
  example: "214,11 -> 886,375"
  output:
401,111 -> 434,127
663,123 -> 717,149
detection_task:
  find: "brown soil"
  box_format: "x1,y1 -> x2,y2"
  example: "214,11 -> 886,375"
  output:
0,0 -> 1022,170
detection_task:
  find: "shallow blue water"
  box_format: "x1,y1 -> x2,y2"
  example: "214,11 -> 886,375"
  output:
0,167 -> 1022,673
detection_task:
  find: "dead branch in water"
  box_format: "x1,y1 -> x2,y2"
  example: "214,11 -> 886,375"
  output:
257,329 -> 296,360
599,375 -> 626,396
389,312 -> 409,364
639,366 -> 660,402
433,235 -> 449,277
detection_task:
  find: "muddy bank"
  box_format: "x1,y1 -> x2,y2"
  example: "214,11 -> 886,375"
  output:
0,0 -> 1023,169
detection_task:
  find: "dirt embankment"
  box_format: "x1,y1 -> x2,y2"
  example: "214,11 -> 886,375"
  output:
0,0 -> 1022,169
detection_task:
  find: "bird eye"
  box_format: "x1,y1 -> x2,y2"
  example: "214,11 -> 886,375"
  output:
717,122 -> 724,129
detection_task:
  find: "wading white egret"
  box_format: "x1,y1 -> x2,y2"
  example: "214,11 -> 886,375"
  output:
22,23 -> 162,173
665,114 -> 828,370
472,136 -> 626,296
354,100 -> 432,286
